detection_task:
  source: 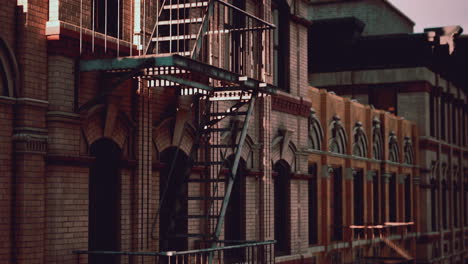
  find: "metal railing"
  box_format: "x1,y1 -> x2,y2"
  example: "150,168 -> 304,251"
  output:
73,240 -> 275,264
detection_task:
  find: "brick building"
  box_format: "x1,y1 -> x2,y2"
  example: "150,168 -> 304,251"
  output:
0,0 -> 457,264
308,1 -> 468,264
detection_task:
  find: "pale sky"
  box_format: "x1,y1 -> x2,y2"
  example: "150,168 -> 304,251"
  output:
387,0 -> 468,34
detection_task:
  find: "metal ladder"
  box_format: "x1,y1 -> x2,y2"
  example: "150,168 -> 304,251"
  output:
145,0 -> 210,57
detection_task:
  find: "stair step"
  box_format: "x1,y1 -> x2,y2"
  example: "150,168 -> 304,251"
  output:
188,178 -> 226,183
187,196 -> 224,200
152,34 -> 197,42
163,2 -> 208,9
210,111 -> 248,116
158,18 -> 203,26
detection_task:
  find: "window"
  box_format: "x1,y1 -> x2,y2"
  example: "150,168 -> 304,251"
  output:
430,178 -> 437,231
381,175 -> 388,223
389,174 -> 397,222
354,170 -> 364,237
442,179 -> 448,229
89,139 -> 121,264
94,0 -> 122,38
224,155 -> 246,263
227,0 -> 246,74
454,181 -> 459,227
441,95 -> 446,140
453,106 -> 458,144
404,175 -> 411,222
272,0 -> 289,91
331,167 -> 343,241
308,164 -> 318,244
430,91 -> 435,137
464,181 -> 468,226
373,172 -> 380,224
159,147 -> 190,251
274,160 -> 291,256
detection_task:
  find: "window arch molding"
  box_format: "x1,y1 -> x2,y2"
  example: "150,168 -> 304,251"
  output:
308,108 -> 323,150
329,115 -> 347,154
352,121 -> 368,157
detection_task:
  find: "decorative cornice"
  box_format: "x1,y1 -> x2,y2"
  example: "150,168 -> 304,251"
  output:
47,111 -> 81,125
0,95 -> 16,105
272,94 -> 311,117
13,133 -> 48,154
16,97 -> 49,108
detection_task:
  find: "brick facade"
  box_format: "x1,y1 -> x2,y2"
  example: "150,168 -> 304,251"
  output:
0,1 -> 455,264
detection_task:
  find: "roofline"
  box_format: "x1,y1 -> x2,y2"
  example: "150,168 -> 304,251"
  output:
307,0 -> 415,27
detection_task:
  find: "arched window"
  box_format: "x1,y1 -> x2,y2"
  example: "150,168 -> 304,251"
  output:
388,131 -> 399,163
273,160 -> 291,256
372,118 -> 383,160
352,121 -> 368,157
403,136 -> 414,164
223,155 -> 247,263
159,147 -> 191,251
308,109 -> 323,150
308,164 -> 318,244
89,139 -> 121,264
329,115 -> 347,154
272,0 -> 290,91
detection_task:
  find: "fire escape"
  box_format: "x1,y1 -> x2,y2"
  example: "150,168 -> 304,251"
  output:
77,0 -> 276,262
349,222 -> 415,264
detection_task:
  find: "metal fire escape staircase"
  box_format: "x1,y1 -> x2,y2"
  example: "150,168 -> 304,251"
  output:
79,0 -> 276,253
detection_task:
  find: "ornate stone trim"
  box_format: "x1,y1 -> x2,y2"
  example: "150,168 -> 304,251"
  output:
272,94 -> 311,117
13,133 -> 48,154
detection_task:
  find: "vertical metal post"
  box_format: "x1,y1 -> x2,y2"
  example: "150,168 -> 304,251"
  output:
92,0 -> 95,53
80,0 -> 82,54
117,0 -> 120,56
105,0 -> 107,52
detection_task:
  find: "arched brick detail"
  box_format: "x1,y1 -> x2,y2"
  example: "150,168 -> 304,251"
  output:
220,134 -> 255,168
82,104 -> 133,152
271,140 -> 297,171
153,118 -> 195,158
0,35 -> 19,97
153,117 -> 173,157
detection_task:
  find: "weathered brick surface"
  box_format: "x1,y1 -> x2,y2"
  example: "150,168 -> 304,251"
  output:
2,1 -> 466,264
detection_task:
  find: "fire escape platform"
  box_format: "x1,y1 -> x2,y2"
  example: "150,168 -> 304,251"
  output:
80,54 -> 277,95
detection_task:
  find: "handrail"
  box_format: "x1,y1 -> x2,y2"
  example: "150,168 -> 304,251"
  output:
73,240 -> 276,256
